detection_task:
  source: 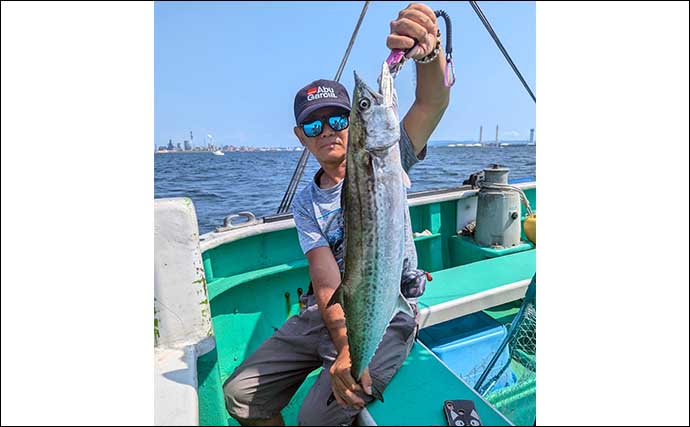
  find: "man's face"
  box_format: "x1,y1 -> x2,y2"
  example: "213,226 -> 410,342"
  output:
294,106 -> 349,166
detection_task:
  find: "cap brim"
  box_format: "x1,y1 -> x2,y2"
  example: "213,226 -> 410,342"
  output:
296,102 -> 351,125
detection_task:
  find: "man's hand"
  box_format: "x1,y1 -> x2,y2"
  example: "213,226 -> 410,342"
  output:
329,347 -> 373,409
387,3 -> 439,60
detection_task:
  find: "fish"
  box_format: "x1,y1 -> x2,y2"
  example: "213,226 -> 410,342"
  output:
327,62 -> 415,403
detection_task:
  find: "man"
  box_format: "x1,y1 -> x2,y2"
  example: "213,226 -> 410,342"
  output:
223,4 -> 450,425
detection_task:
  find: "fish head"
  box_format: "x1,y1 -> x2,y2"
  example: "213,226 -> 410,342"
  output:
350,62 -> 400,153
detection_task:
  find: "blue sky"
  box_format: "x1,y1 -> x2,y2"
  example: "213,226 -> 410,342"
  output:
155,1 -> 535,147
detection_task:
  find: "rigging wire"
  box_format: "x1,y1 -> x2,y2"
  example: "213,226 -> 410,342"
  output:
277,1 -> 371,214
469,1 -> 536,103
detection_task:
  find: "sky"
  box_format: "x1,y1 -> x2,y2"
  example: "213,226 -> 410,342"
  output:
155,1 -> 535,148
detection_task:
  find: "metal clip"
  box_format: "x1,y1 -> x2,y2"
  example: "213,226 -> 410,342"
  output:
215,211 -> 258,232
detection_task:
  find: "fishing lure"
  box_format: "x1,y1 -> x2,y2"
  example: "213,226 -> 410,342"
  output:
385,9 -> 456,88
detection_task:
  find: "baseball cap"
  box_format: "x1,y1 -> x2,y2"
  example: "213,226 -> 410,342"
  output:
294,79 -> 351,125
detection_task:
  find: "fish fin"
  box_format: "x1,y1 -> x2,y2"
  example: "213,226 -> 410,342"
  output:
367,152 -> 374,175
371,383 -> 384,402
327,284 -> 344,308
401,169 -> 411,189
378,61 -> 398,114
340,172 -> 347,212
391,88 -> 399,117
340,175 -> 348,261
397,292 -> 415,318
379,61 -> 392,106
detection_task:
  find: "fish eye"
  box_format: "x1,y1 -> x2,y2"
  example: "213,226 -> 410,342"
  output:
358,97 -> 371,110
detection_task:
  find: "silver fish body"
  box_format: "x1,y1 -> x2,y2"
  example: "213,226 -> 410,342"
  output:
328,62 -> 414,398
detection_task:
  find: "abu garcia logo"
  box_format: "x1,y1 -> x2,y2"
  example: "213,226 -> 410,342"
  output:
306,86 -> 337,102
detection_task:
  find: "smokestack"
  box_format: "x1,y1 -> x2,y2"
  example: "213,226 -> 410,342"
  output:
479,125 -> 483,144
495,125 -> 499,144
529,129 -> 534,144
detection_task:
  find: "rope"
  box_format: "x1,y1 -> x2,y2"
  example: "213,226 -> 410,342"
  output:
435,10 -> 453,55
277,1 -> 371,214
435,9 -> 456,87
480,182 -> 534,216
468,1 -> 536,103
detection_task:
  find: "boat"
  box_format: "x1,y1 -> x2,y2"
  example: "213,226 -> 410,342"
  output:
212,150 -> 224,156
154,1 -> 537,423
154,176 -> 537,426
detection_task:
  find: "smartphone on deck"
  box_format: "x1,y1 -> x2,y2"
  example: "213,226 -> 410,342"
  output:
443,400 -> 482,426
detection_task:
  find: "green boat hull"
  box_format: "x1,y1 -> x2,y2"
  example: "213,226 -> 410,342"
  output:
192,184 -> 537,426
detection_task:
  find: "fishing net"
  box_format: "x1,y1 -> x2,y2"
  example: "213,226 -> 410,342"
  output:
472,275 -> 536,426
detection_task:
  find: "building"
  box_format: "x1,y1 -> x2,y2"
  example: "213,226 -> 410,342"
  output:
167,140 -> 174,151
184,140 -> 191,151
529,129 -> 535,144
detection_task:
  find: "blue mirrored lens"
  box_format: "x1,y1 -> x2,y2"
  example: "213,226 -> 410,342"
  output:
302,120 -> 322,137
328,115 -> 349,131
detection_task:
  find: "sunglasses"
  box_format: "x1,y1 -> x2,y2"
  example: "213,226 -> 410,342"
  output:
301,114 -> 349,137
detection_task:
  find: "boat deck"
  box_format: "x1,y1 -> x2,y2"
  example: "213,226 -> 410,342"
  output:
364,249 -> 535,426
365,342 -> 513,426
256,250 -> 535,425
195,185 -> 537,426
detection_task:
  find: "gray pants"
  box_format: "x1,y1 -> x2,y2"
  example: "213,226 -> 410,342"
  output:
223,294 -> 417,426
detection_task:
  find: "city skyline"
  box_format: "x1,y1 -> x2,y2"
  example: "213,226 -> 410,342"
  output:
158,124 -> 536,151
156,126 -> 536,153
